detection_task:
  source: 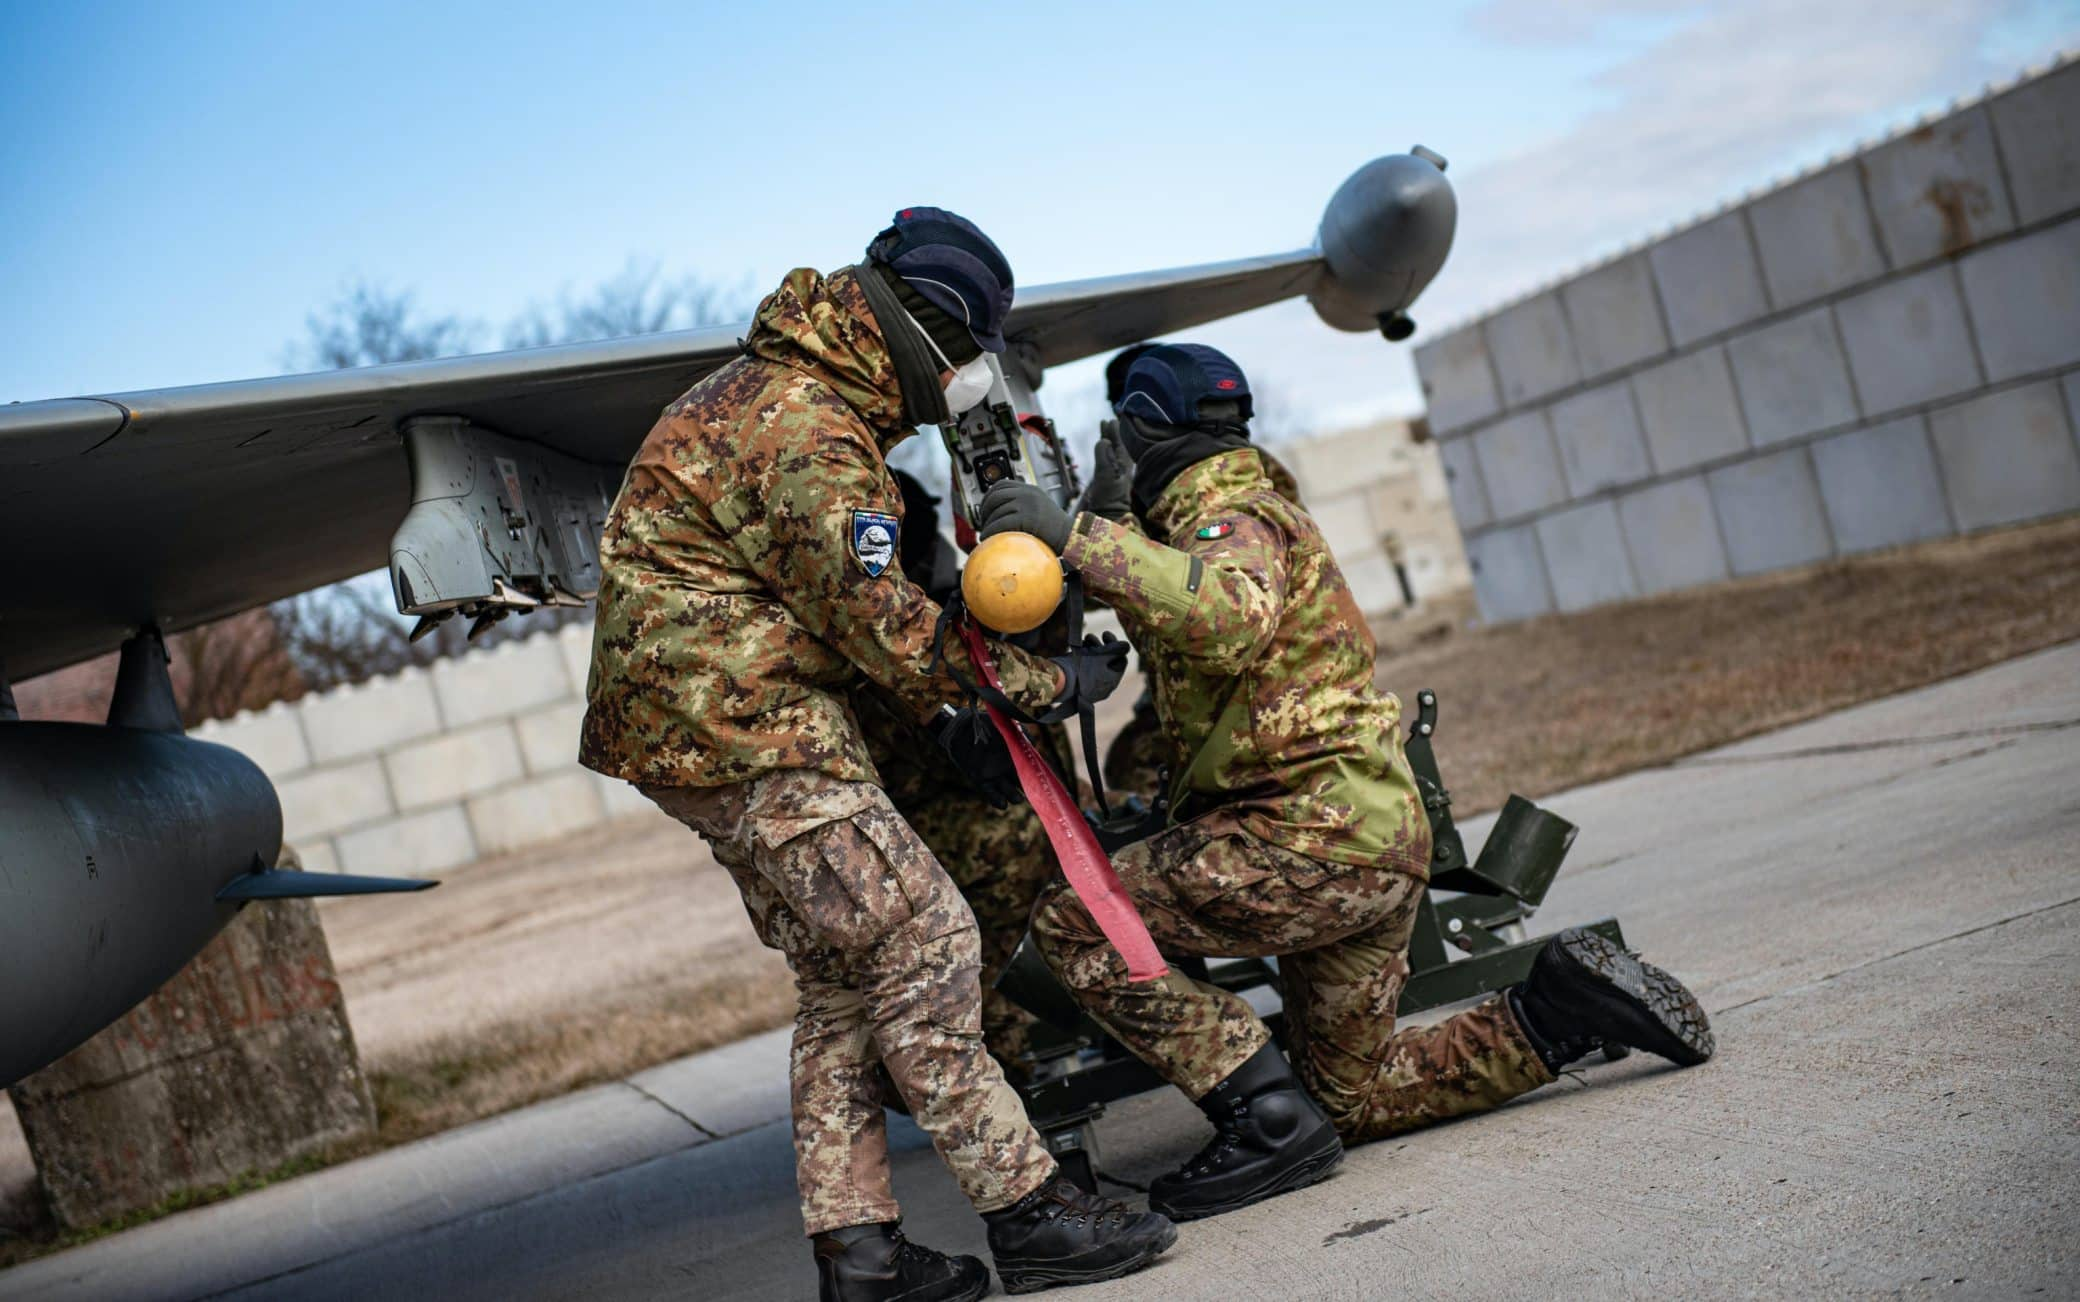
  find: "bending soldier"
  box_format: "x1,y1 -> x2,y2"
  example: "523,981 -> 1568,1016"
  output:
976,343 -> 1715,1224
851,470 -> 1056,1083
580,209 -> 1172,1301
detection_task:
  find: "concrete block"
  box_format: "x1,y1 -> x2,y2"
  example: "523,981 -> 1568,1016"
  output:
468,770 -> 607,856
276,759 -> 393,841
1631,346 -> 1749,474
1958,218 -> 2080,383
515,700 -> 587,775
1560,253 -> 1670,379
1534,500 -> 1638,612
1835,264 -> 1982,414
1707,448 -> 1836,576
432,632 -> 578,728
298,668 -> 442,764
1550,381 -> 1652,497
1472,410 -> 1566,519
1651,209 -> 1772,346
1811,416 -> 1955,554
383,721 -> 526,811
1364,478 -> 1425,532
595,771 -> 674,824
1927,380 -> 2080,530
1861,106 -> 2015,266
1616,476 -> 1729,595
1413,326 -> 1503,432
1483,292 -> 1580,406
1337,548 -> 1409,616
558,622 -> 597,701
9,901 -> 374,1229
1437,436 -> 1491,530
195,702 -> 311,778
1990,60 -> 2080,224
288,837 -> 340,875
1748,163 -> 1888,309
1464,525 -> 1553,624
1726,306 -> 1860,447
1286,423 -> 1399,502
335,805 -> 478,877
1307,489 -> 1380,558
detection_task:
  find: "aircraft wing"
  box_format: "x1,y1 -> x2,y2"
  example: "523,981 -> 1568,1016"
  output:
1,152 -> 1453,681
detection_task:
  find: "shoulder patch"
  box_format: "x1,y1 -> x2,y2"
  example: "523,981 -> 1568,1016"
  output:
1195,521 -> 1236,540
851,509 -> 900,577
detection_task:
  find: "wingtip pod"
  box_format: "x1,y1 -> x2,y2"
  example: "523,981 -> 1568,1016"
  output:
1309,147 -> 1457,340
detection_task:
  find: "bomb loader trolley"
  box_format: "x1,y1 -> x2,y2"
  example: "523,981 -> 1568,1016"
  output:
999,688 -> 1630,1193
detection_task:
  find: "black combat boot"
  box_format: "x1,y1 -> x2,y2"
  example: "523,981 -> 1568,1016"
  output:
983,1175 -> 1177,1295
811,1222 -> 988,1302
1510,927 -> 1716,1073
1147,1041 -> 1344,1222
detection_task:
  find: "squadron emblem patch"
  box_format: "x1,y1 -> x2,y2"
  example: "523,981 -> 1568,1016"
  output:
1196,521 -> 1235,540
851,509 -> 899,577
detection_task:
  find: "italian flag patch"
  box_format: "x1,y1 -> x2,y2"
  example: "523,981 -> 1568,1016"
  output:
1196,521 -> 1235,540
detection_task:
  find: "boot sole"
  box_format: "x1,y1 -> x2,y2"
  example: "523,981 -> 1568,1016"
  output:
1554,928 -> 1715,1066
995,1219 -> 1179,1295
1149,1124 -> 1345,1223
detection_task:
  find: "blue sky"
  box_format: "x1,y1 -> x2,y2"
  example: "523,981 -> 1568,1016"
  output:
3,0 -> 2075,432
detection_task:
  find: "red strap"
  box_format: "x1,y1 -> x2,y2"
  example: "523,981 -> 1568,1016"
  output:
958,621 -> 1168,982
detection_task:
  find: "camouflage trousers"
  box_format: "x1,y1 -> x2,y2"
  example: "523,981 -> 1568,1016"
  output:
642,771 -> 1057,1234
1031,817 -> 1554,1143
900,795 -> 1053,1081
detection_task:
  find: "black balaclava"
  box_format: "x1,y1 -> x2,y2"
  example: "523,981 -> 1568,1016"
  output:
852,262 -> 957,429
1123,399 -> 1251,518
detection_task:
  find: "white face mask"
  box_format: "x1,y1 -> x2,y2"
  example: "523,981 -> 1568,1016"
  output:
906,306 -> 996,416
941,355 -> 995,415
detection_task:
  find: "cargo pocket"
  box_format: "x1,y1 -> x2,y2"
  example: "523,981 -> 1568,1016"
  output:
747,775 -> 950,954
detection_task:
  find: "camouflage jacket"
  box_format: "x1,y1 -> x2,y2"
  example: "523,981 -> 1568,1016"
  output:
1061,448 -> 1427,872
579,267 -> 1062,788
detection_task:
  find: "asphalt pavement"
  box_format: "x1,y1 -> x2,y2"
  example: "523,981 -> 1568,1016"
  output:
5,642 -> 2076,1301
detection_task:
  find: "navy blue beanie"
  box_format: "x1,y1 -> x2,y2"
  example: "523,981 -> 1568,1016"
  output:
1116,343 -> 1253,427
866,207 -> 1015,354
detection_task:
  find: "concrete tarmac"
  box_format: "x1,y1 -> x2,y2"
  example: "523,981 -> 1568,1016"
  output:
5,644 -> 2077,1301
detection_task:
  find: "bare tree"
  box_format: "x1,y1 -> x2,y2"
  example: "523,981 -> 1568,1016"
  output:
168,610 -> 307,726
506,260 -> 746,348
288,283 -> 479,371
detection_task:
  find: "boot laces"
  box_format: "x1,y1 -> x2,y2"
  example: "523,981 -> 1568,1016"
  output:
1031,1179 -> 1131,1230
1181,1093 -> 1251,1178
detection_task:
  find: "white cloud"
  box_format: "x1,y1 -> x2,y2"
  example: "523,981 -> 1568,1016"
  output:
1166,0 -> 2072,438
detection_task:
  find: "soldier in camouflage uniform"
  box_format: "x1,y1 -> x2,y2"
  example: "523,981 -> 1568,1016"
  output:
978,343 -> 1715,1224
1092,347 -> 1305,811
850,471 -> 1053,1083
580,208 -> 1173,1301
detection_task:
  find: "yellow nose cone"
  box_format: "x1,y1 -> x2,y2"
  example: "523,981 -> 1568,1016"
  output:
962,532 -> 1065,634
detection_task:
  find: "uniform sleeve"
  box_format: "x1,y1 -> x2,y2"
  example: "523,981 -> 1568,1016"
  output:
1061,510 -> 1286,674
718,435 -> 1063,720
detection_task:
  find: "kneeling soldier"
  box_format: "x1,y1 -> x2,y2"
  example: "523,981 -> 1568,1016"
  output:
976,343 -> 1714,1223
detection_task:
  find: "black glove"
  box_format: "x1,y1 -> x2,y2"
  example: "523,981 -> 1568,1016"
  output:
977,481 -> 1073,553
1044,631 -> 1130,720
927,705 -> 1025,808
1077,421 -> 1134,522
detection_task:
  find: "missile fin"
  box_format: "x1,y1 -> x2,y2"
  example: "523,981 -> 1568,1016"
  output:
217,868 -> 437,900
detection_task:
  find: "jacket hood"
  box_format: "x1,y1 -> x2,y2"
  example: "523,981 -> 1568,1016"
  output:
744,266 -> 911,448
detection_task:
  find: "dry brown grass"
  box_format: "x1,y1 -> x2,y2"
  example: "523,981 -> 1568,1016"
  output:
364,972 -> 797,1148
1375,515 -> 2080,816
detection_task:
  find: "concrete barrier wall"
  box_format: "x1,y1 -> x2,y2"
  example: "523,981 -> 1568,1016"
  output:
1414,56 -> 2080,623
195,623 -> 668,877
1275,418 -> 1472,613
